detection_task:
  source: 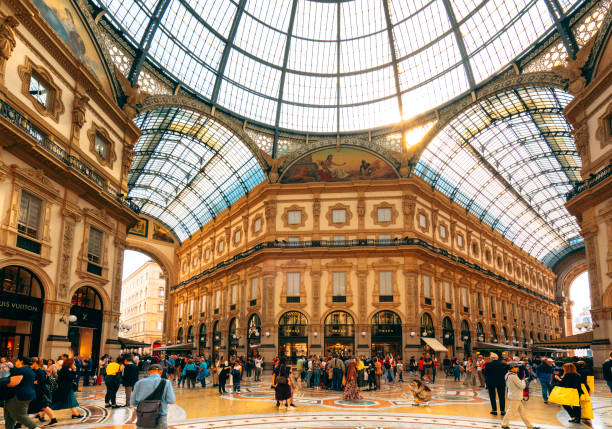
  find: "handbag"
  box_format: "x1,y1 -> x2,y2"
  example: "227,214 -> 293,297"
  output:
586,376 -> 594,393
547,386 -> 580,407
136,379 -> 167,428
580,397 -> 594,420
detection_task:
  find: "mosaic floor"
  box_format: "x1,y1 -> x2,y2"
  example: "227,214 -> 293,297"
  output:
2,375 -> 611,429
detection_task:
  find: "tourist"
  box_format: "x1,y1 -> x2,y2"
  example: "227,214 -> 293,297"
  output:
197,358 -> 208,388
329,355 -> 345,391
182,359 -> 197,389
453,359 -> 462,381
29,357 -> 57,426
131,364 -> 175,429
423,353 -> 433,382
603,351 -> 612,393
483,353 -> 507,416
51,358 -> 83,420
232,360 -> 242,393
464,358 -> 477,386
432,356 -> 438,383
557,363 -> 584,424
274,359 -> 293,408
4,356 -> 41,429
212,357 -> 219,387
374,357 -> 382,390
408,379 -> 431,406
476,355 -> 485,387
122,356 -> 139,406
501,362 -> 539,429
409,356 -> 417,374
254,355 -> 263,382
103,356 -> 123,408
343,360 -> 361,400
218,364 -> 230,394
305,356 -> 313,388
536,358 -> 554,404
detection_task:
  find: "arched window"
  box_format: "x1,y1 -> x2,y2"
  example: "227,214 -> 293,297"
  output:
187,326 -> 194,343
502,326 -> 509,343
420,312 -> 434,337
512,328 -> 519,345
71,286 -> 102,310
324,311 -> 354,337
490,325 -> 498,342
228,318 -> 239,356
371,311 -> 401,337
461,320 -> 470,341
477,322 -> 485,342
176,327 -> 183,343
278,311 -> 308,337
199,323 -> 206,346
248,314 -> 261,338
442,316 -> 454,344
0,266 -> 44,298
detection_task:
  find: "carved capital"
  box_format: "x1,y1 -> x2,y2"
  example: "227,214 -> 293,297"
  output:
0,16 -> 18,85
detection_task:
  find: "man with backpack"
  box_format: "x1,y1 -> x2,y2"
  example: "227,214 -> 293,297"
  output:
131,364 -> 175,429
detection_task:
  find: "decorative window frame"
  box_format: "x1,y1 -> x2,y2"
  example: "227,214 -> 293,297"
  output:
371,202 -> 398,227
233,227 -> 243,245
0,166 -> 60,265
18,57 -> 64,122
595,101 -> 612,149
76,208 -> 112,285
456,232 -> 464,248
420,263 -> 435,306
217,238 -> 225,254
281,205 -> 307,230
416,209 -> 429,232
279,259 -> 308,309
471,241 -> 480,257
251,215 -> 264,235
325,203 -> 352,228
87,123 -> 117,168
438,222 -> 449,242
324,259 -> 354,308
247,266 -> 262,311
371,257 -> 401,308
204,247 -> 211,261
484,248 -> 492,263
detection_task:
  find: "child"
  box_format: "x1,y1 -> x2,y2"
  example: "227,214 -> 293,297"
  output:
408,379 -> 432,406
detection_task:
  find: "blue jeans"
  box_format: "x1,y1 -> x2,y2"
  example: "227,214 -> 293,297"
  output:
313,369 -> 321,387
540,379 -> 553,402
606,380 -> 612,394
332,368 -> 343,391
305,370 -> 313,388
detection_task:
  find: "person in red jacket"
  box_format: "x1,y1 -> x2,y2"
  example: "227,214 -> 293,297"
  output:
418,356 -> 424,380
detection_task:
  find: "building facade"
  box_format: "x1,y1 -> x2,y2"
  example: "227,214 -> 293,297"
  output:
167,156 -> 561,362
0,0 -> 139,361
120,261 -> 166,350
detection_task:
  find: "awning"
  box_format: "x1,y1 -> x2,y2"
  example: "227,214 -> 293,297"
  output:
532,346 -> 570,353
421,337 -> 448,353
474,342 -> 527,351
156,343 -> 196,351
533,331 -> 593,349
118,337 -> 150,348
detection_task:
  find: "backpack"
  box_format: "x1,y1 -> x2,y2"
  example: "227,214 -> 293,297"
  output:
136,379 -> 168,428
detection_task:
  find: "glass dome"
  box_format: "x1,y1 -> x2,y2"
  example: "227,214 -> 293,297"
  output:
94,0 -> 583,133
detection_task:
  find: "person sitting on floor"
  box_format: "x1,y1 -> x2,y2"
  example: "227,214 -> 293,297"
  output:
408,379 -> 431,406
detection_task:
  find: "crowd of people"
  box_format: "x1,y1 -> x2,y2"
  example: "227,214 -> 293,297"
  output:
1,350 -> 610,429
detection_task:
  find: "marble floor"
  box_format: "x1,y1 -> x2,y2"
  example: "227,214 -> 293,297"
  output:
3,375 -> 611,429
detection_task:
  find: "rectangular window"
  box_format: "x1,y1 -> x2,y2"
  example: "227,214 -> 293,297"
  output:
477,292 -> 483,309
29,73 -> 49,107
234,230 -> 241,243
287,210 -> 302,225
189,299 -> 194,317
288,236 -> 301,246
502,300 -> 507,316
200,295 -> 206,315
205,248 -> 211,259
332,209 -> 346,223
444,281 -> 451,303
419,213 -> 427,228
94,133 -> 109,160
378,234 -> 391,243
157,321 -> 162,330
179,303 -> 184,321
159,288 -> 165,297
379,271 -> 393,295
423,274 -> 431,298
250,277 -> 258,299
439,224 -> 447,238
18,191 -> 42,239
231,284 -> 237,305
457,234 -> 463,247
158,303 -> 164,312
332,271 -> 346,296
87,227 -> 103,265
287,272 -> 300,296
377,207 -> 392,222
253,218 -> 262,232
490,296 -> 495,316
461,288 -> 468,307
215,290 -> 220,309
333,235 -> 345,244
218,240 -> 224,252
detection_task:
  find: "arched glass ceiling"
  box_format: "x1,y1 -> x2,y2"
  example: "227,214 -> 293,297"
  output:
415,86 -> 583,267
127,108 -> 266,242
94,0 -> 585,133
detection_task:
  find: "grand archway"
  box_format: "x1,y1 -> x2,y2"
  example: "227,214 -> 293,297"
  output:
68,286 -> 103,361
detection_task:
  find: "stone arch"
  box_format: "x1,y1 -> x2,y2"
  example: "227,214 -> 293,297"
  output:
276,310 -> 310,326
126,237 -> 177,286
138,95 -> 268,172
0,258 -> 54,301
68,281 -> 111,312
320,308 -> 358,326
366,308 -> 406,324
552,248 -> 587,336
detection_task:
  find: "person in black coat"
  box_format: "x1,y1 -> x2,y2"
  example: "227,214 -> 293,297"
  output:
29,358 -> 57,426
51,359 -> 83,419
558,363 -> 584,424
122,357 -> 139,407
218,364 -> 230,394
483,353 -> 508,415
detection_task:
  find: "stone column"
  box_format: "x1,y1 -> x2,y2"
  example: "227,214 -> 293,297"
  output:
260,271 -> 277,364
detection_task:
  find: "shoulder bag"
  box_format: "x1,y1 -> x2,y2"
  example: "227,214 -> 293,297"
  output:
136,379 -> 168,428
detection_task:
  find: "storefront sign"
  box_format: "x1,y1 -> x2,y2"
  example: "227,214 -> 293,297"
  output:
0,293 -> 42,319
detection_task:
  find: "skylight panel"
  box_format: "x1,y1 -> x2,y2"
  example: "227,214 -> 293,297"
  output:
282,73 -> 337,105
388,0 -> 436,23
339,67 -> 396,105
339,32 -> 391,73
287,38 -> 337,73
293,0 -> 337,40
278,103 -> 337,132
244,0 -> 291,31
95,0 -> 151,43
341,0 -> 387,39
392,0 -> 451,57
451,0 -> 485,21
224,50 -> 282,97
182,0 -> 237,38
234,13 -> 288,66
339,98 -> 401,132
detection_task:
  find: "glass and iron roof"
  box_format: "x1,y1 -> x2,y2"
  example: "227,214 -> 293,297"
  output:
415,86 -> 583,266
94,0 -> 585,133
127,108 -> 266,241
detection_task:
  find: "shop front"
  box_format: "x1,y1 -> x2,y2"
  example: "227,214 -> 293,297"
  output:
442,316 -> 455,356
278,311 -> 308,363
0,266 -> 44,360
370,311 -> 402,358
247,314 -> 261,358
68,286 -> 103,361
460,320 -> 471,356
324,311 -> 354,358
228,318 -> 239,357
212,321 -> 221,362
198,323 -> 207,356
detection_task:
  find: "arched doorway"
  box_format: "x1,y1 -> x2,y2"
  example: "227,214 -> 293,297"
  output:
198,323 -> 207,356
278,311 -> 308,363
420,312 -> 435,353
176,327 -> 183,343
461,320 -> 471,356
512,328 -> 519,347
228,318 -> 239,358
490,325 -> 498,343
187,325 -> 194,344
502,327 -> 509,344
212,321 -> 221,362
0,266 -> 44,359
442,316 -> 454,356
371,311 -> 402,358
69,286 -> 103,361
324,311 -> 355,358
247,314 -> 261,358
477,322 -> 485,342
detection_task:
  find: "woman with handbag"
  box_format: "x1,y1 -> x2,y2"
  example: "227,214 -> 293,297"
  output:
274,359 -> 293,408
29,358 -> 57,426
51,359 -> 83,420
558,363 -> 584,424
103,356 -> 123,408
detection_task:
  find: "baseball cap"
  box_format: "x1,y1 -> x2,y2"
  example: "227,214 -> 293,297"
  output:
149,364 -> 162,371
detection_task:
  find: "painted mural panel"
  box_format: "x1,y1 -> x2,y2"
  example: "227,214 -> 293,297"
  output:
31,0 -> 112,94
280,147 -> 398,183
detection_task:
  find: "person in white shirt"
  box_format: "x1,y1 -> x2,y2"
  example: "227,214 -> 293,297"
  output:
254,357 -> 263,381
502,362 -> 539,429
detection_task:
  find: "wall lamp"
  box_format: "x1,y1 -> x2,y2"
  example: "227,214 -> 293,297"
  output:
59,314 -> 77,324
